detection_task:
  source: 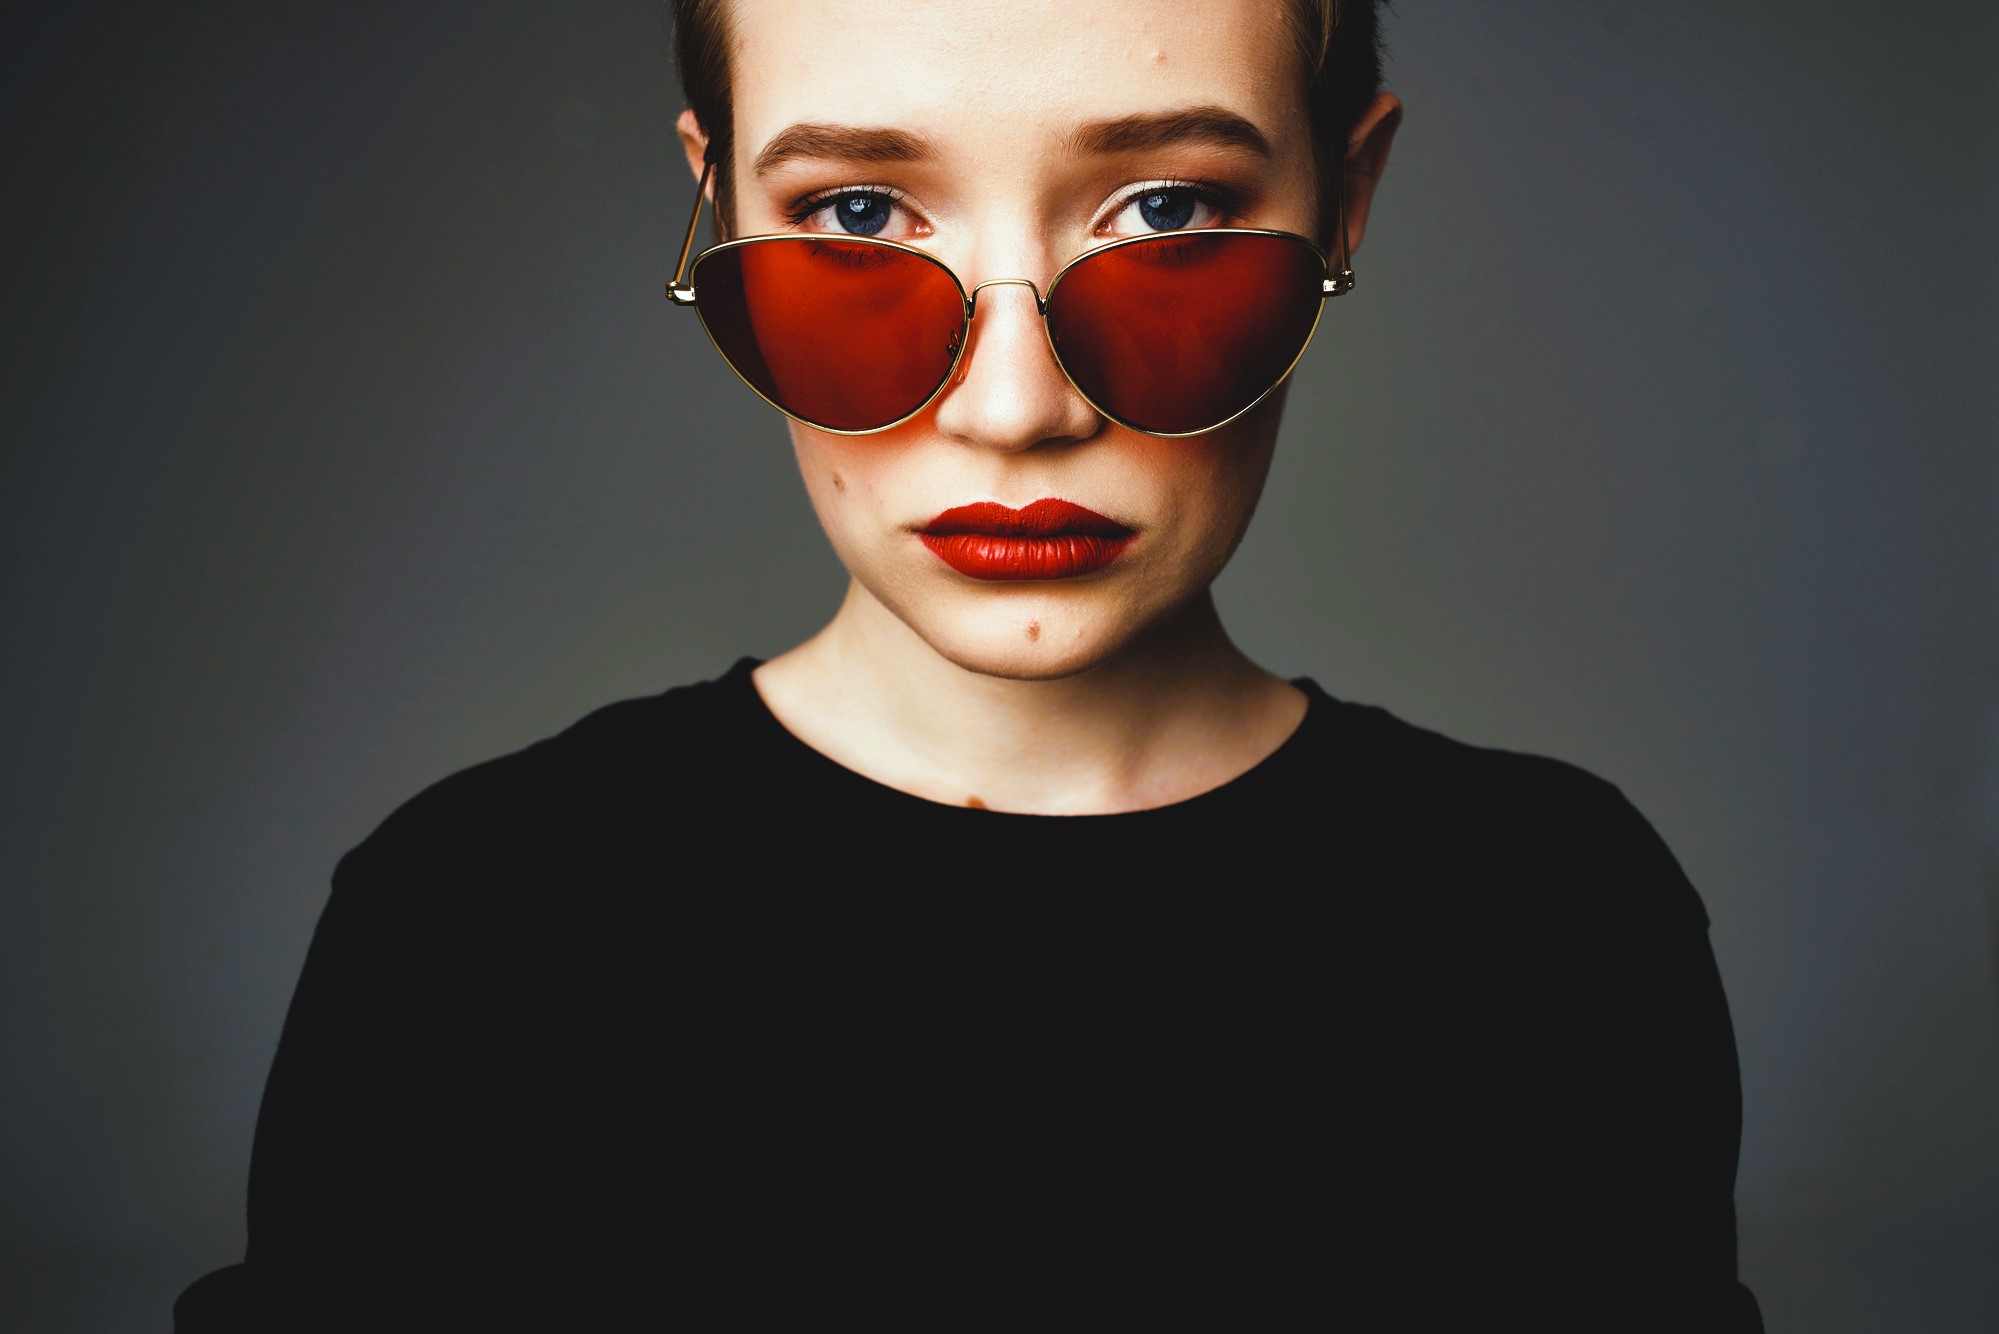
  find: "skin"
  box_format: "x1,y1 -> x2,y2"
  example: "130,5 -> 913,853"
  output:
677,0 -> 1400,814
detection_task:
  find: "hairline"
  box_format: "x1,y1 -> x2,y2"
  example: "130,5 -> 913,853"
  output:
677,0 -> 1376,242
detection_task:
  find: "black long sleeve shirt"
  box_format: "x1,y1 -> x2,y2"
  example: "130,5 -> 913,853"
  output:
177,658 -> 1762,1331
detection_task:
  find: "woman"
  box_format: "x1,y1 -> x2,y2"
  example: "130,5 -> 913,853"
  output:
178,0 -> 1763,1328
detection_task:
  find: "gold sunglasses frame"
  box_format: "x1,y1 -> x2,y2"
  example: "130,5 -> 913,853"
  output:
665,154 -> 1355,439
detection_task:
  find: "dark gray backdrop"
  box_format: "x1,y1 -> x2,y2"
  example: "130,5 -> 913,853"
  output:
4,2 -> 1995,1329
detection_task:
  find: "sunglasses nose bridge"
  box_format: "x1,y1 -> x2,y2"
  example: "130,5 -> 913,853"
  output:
966,277 -> 1048,318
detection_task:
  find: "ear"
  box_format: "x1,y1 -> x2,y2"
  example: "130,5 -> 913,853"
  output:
676,107 -> 714,189
1340,91 -> 1402,255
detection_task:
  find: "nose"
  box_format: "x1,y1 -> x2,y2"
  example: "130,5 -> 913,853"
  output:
929,280 -> 1101,453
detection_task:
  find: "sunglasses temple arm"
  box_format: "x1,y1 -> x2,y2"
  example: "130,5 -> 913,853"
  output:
667,160 -> 713,307
1311,137 -> 1359,298
1324,147 -> 1356,298
1321,8 -> 1356,299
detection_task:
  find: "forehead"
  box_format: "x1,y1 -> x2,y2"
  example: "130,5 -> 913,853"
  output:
727,0 -> 1308,166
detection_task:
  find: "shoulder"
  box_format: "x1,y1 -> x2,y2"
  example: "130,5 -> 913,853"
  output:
330,664 -> 755,912
1305,685 -> 1711,934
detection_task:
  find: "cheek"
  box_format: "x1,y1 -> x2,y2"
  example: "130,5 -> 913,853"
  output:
787,426 -> 902,550
1137,417 -> 1282,562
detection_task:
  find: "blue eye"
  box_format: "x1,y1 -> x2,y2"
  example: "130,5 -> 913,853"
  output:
1136,189 -> 1198,231
1103,183 -> 1229,238
834,193 -> 891,236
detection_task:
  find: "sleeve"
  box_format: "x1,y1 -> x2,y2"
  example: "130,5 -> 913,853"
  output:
174,830 -> 541,1333
1519,782 -> 1765,1332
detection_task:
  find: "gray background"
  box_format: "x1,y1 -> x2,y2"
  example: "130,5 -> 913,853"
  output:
3,1 -> 1995,1328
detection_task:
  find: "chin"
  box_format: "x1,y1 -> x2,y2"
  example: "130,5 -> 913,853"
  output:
924,637 -> 1123,683
902,594 -> 1156,682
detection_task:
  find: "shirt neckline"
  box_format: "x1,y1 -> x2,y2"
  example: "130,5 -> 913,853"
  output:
716,656 -> 1341,821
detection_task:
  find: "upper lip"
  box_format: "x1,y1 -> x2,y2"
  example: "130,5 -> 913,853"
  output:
920,499 -> 1135,538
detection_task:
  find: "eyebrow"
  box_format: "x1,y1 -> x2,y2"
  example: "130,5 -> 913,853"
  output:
750,105 -> 1272,179
753,123 -> 938,176
1065,106 -> 1273,159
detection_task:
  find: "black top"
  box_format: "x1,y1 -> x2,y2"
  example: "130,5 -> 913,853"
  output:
176,659 -> 1762,1331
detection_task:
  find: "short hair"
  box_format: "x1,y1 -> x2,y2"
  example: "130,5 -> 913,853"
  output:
672,0 -> 1387,248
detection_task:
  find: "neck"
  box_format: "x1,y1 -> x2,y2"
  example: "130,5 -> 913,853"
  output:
753,579 -> 1306,814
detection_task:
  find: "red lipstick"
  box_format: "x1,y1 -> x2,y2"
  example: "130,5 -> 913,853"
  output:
918,499 -> 1136,581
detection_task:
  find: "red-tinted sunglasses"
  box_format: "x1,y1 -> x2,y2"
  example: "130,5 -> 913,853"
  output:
666,160 -> 1354,438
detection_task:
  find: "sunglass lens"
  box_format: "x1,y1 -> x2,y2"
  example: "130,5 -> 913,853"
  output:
1047,232 -> 1327,435
693,239 -> 966,433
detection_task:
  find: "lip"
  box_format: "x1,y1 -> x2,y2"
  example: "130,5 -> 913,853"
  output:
918,499 -> 1137,581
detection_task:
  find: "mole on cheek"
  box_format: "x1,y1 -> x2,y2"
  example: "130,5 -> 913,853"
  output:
966,795 -> 988,810
831,472 -> 846,493
1025,620 -> 1040,642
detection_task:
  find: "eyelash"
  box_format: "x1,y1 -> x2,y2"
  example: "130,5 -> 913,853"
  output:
780,179 -> 1245,231
1093,179 -> 1241,233
783,185 -> 909,227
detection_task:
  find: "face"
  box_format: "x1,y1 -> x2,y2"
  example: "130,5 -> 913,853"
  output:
693,0 -> 1337,680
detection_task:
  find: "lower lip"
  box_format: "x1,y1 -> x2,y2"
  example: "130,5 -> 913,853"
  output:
919,499 -> 1136,581
919,532 -> 1135,580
